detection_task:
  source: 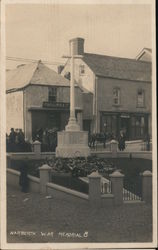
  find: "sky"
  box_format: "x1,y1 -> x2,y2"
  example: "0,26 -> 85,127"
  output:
5,3 -> 152,70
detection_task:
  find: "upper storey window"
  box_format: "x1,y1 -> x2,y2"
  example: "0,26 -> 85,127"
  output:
64,72 -> 71,80
113,87 -> 120,105
137,89 -> 145,107
79,65 -> 85,75
48,87 -> 57,103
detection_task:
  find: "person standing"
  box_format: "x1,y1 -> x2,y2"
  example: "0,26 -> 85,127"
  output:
103,132 -> 107,148
19,160 -> 29,193
42,129 -> 49,152
17,129 -> 25,151
118,131 -> 126,151
9,128 -> 16,152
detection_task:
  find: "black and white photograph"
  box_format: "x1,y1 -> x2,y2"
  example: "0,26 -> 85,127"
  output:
0,0 -> 157,249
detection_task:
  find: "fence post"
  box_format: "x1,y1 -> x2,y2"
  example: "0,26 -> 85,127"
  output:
88,171 -> 101,207
110,140 -> 118,158
7,155 -> 11,168
33,140 -> 41,155
149,141 -> 152,151
141,170 -> 152,204
39,164 -> 52,194
109,170 -> 124,205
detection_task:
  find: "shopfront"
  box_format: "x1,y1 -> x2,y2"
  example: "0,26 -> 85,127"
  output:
100,112 -> 149,140
29,101 -> 83,140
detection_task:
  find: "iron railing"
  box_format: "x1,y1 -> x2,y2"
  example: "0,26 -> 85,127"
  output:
123,179 -> 142,201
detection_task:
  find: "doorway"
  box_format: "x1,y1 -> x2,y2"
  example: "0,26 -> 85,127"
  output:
83,120 -> 91,133
47,112 -> 60,130
120,117 -> 130,140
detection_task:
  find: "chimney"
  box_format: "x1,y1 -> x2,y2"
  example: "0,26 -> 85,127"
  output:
58,65 -> 64,74
69,37 -> 84,56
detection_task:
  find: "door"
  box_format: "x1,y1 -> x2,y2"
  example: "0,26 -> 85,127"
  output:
47,112 -> 60,130
120,117 -> 130,140
83,120 -> 91,133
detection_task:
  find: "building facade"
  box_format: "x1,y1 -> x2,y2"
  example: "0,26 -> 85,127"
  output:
6,38 -> 152,141
6,61 -> 90,141
61,38 -> 152,140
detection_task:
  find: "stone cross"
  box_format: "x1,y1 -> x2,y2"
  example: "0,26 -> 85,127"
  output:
63,40 -> 83,131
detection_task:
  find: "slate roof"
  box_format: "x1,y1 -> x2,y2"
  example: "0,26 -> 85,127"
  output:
6,61 -> 70,91
135,47 -> 152,60
144,48 -> 152,53
82,53 -> 151,82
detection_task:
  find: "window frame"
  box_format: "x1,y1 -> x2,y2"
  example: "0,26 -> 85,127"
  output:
79,65 -> 85,75
48,87 -> 57,103
137,88 -> 145,108
113,87 -> 120,106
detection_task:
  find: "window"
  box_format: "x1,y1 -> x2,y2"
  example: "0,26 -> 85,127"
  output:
131,115 -> 146,139
100,114 -> 117,137
137,89 -> 145,107
79,65 -> 85,75
48,87 -> 57,103
64,72 -> 70,80
113,88 -> 120,105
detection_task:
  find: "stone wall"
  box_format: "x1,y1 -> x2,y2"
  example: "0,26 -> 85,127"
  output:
7,166 -> 152,206
6,91 -> 24,134
7,168 -> 40,193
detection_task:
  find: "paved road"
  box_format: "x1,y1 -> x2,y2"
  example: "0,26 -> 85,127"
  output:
7,185 -> 152,243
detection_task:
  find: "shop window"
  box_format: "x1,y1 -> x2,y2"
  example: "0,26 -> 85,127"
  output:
113,88 -> 120,105
48,87 -> 57,103
131,115 -> 146,139
100,114 -> 117,138
79,65 -> 85,75
137,89 -> 145,107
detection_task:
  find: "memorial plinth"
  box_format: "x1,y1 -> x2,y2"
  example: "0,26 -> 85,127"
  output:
56,130 -> 90,158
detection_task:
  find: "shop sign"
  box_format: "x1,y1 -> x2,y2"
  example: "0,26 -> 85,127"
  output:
43,101 -> 70,109
120,114 -> 130,118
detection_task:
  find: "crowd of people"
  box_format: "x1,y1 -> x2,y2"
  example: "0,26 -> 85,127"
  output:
7,127 -> 150,153
89,132 -> 114,148
6,127 -> 58,153
6,128 -> 32,152
33,128 -> 58,152
89,131 -> 126,151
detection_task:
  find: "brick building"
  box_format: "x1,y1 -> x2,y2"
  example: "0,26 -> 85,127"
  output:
61,38 -> 152,140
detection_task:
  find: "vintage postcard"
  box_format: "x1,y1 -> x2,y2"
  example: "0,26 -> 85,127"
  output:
0,0 -> 157,249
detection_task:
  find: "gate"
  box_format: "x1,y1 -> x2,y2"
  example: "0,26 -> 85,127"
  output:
123,176 -> 142,201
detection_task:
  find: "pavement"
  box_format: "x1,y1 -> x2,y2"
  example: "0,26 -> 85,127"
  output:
91,140 -> 147,152
7,185 -> 152,243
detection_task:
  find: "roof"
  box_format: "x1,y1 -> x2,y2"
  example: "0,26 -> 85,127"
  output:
82,53 -> 151,82
6,61 -> 70,91
135,47 -> 152,61
144,48 -> 152,53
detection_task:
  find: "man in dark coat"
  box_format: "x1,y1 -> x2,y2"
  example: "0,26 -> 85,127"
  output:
17,129 -> 25,152
9,128 -> 16,152
19,160 -> 29,192
118,131 -> 126,151
103,132 -> 107,148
